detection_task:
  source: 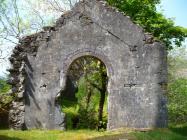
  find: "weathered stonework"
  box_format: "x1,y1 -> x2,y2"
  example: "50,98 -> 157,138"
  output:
8,0 -> 167,130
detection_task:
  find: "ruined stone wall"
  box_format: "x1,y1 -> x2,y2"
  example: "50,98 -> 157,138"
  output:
8,33 -> 42,129
8,0 -> 167,130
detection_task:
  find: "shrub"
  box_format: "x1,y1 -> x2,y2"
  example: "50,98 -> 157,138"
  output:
167,78 -> 187,124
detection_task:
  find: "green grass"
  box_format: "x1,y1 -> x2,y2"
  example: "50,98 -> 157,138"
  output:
0,125 -> 187,140
0,129 -> 130,140
133,128 -> 187,140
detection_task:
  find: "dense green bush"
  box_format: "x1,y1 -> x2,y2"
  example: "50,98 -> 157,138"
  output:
167,47 -> 187,124
77,101 -> 97,129
75,77 -> 101,129
61,99 -> 79,130
61,75 -> 108,130
0,78 -> 12,128
61,56 -> 108,130
0,78 -> 11,94
167,78 -> 187,124
0,78 -> 12,109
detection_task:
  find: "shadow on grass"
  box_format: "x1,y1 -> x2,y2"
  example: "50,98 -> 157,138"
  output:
0,127 -> 8,130
0,135 -> 22,140
170,126 -> 187,137
89,133 -> 135,140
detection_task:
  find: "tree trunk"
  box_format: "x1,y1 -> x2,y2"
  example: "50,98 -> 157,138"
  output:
98,90 -> 105,122
86,84 -> 92,109
98,64 -> 107,123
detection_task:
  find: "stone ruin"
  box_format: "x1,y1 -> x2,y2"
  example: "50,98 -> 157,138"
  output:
8,0 -> 168,130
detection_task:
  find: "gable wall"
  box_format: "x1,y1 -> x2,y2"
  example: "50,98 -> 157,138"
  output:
8,0 -> 167,130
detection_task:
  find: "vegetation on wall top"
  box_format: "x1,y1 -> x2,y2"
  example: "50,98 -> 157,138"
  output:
107,0 -> 187,49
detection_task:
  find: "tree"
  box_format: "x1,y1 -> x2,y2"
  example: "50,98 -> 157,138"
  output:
1,0 -> 186,51
0,0 -> 79,59
167,45 -> 187,124
167,78 -> 187,124
107,0 -> 187,49
86,62 -> 107,126
168,45 -> 187,80
68,56 -> 108,129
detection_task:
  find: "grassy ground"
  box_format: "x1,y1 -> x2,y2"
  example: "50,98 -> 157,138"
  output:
1,99 -> 185,140
0,125 -> 187,140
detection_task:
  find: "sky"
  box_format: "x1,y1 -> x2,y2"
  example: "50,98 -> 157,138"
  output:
158,0 -> 187,28
158,0 -> 187,57
0,0 -> 187,77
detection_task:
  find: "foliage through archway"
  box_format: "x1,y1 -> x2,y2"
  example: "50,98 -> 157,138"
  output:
60,56 -> 108,130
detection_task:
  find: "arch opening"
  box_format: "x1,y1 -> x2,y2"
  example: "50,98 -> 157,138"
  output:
58,55 -> 109,130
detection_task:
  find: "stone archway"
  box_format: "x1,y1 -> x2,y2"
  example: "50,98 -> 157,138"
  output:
57,50 -> 114,130
59,54 -> 110,129
59,49 -> 114,97
8,0 -> 167,130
